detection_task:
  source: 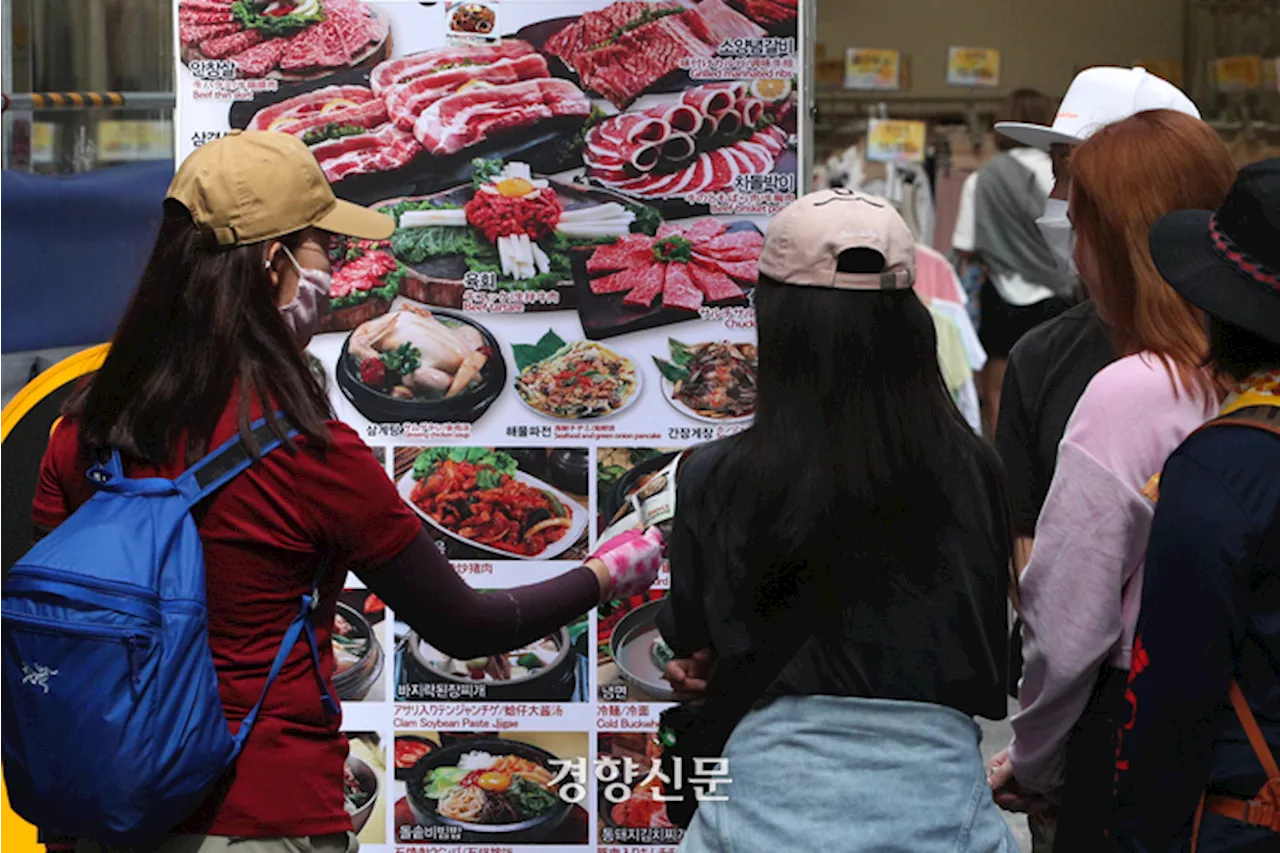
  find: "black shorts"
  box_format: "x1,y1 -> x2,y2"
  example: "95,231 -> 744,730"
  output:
979,279 -> 1072,359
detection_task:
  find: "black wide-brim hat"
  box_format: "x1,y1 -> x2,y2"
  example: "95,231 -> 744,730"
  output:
1149,158 -> 1280,346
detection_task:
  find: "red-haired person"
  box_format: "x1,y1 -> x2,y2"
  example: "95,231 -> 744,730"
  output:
986,110 -> 1237,851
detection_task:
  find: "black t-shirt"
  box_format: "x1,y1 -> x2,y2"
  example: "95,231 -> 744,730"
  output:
655,439 -> 1010,721
995,300 -> 1117,536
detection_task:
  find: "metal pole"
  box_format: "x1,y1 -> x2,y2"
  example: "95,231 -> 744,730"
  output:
2,91 -> 176,112
800,0 -> 814,193
3,0 -> 14,169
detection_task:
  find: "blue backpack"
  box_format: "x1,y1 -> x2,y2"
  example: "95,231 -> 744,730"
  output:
1,415 -> 338,843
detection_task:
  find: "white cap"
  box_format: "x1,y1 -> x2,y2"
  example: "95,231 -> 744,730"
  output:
996,66 -> 1200,150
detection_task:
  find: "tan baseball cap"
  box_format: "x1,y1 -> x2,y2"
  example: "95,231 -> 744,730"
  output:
757,189 -> 916,290
166,130 -> 394,247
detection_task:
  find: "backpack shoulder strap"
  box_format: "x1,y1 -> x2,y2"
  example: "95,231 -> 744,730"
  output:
175,414 -> 299,509
1228,680 -> 1280,780
1198,405 -> 1280,439
174,412 -> 341,747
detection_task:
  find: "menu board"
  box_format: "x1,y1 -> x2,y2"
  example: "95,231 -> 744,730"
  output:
175,2 -> 805,851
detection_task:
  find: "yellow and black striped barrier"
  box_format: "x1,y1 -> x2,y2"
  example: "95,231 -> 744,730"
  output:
32,92 -> 126,109
2,91 -> 174,112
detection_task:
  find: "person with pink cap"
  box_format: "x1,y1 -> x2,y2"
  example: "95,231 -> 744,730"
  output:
655,189 -> 1017,852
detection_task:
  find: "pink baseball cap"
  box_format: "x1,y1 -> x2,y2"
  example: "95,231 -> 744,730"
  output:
757,189 -> 916,290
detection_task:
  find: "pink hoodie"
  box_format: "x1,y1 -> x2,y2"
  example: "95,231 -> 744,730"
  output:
1009,353 -> 1217,792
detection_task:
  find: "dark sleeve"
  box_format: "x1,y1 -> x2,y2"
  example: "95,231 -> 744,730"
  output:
1112,451 -> 1245,851
994,353 -> 1039,537
357,530 -> 600,659
655,473 -> 712,657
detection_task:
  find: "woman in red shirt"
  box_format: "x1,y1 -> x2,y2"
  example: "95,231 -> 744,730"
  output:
33,131 -> 662,853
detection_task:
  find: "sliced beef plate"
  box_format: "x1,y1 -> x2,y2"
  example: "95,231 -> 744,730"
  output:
696,232 -> 763,262
181,0 -> 235,14
230,38 -> 288,78
696,0 -> 767,40
413,78 -> 590,157
584,219 -> 755,310
371,41 -> 535,94
280,16 -> 350,71
623,262 -> 668,307
545,2 -> 732,107
695,255 -> 757,284
248,85 -> 387,136
180,7 -> 235,27
201,29 -> 263,60
662,263 -> 705,312
315,123 -> 420,183
388,54 -> 551,131
689,260 -> 747,302
180,20 -> 242,47
740,0 -> 798,26
326,0 -> 382,60
590,265 -> 650,295
586,234 -> 657,275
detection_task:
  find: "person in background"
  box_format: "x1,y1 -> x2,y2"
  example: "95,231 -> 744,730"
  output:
1113,159 -> 1280,853
658,190 -> 1016,853
952,88 -> 1072,437
988,68 -> 1203,851
985,111 -> 1237,852
993,67 -> 1200,572
33,131 -> 663,853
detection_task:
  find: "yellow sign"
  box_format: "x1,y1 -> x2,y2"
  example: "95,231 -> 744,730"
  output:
947,47 -> 1000,88
1135,60 -> 1184,89
1263,58 -> 1280,93
844,48 -> 903,91
1212,56 -> 1262,92
96,120 -> 174,161
866,119 -> 927,163
815,58 -> 844,89
30,122 -> 56,165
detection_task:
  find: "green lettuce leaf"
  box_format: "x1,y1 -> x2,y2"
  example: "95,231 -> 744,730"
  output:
512,329 -> 568,372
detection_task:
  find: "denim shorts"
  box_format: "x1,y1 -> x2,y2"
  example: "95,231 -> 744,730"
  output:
677,695 -> 1019,853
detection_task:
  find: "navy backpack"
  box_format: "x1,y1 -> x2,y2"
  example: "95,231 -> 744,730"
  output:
1,415 -> 338,843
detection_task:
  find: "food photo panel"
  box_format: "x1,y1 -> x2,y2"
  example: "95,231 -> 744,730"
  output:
394,599 -> 590,704
597,590 -> 675,704
175,4 -> 803,847
596,732 -> 683,847
335,588 -> 389,703
392,446 -> 590,561
345,731 -> 390,845
392,730 -> 590,845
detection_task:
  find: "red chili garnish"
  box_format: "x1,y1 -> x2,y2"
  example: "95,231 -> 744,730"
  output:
363,593 -> 384,615
360,357 -> 386,387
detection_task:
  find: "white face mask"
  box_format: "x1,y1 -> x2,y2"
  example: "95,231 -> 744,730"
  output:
1036,198 -> 1078,281
272,245 -> 332,349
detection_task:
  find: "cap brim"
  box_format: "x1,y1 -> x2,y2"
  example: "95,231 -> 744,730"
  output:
1150,209 -> 1280,346
994,121 -> 1084,151
314,198 -> 395,241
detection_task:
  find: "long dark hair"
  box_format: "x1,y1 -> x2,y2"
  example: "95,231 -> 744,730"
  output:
65,201 -> 332,465
712,262 -> 1009,626
1207,316 -> 1280,382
